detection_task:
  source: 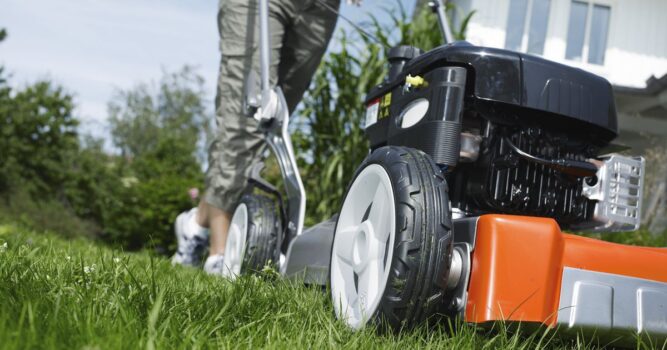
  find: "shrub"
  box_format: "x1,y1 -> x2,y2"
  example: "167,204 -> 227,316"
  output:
0,64 -> 206,252
0,79 -> 79,198
99,68 -> 209,251
0,64 -> 97,239
100,138 -> 203,251
0,190 -> 99,239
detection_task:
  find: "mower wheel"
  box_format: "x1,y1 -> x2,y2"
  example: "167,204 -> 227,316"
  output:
223,194 -> 281,278
330,146 -> 453,330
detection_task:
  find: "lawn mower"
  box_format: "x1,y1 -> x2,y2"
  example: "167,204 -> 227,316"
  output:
225,0 -> 667,346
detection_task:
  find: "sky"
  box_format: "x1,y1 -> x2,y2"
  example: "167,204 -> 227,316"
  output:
0,0 -> 414,145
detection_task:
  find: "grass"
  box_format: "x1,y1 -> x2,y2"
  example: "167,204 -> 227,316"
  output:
0,224 -> 663,350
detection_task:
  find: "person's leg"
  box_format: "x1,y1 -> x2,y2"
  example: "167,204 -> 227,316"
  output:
278,0 -> 340,113
194,199 -> 229,255
173,0 -> 333,270
173,0 -> 287,268
190,0 -> 294,273
198,0 -> 338,263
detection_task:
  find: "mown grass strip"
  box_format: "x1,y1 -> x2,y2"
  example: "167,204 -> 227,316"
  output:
0,224 -> 662,349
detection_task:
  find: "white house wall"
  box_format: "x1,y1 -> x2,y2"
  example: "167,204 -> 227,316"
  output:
454,0 -> 667,88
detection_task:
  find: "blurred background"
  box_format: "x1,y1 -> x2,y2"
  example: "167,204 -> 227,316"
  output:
1,0 -> 665,253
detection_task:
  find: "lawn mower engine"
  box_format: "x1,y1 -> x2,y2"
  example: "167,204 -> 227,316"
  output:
364,43 -> 643,233
322,42 -> 667,346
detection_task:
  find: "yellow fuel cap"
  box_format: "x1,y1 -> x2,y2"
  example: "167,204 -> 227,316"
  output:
406,74 -> 427,88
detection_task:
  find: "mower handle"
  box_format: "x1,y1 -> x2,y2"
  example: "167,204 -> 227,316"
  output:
428,0 -> 455,45
243,0 -> 307,259
259,0 -> 271,93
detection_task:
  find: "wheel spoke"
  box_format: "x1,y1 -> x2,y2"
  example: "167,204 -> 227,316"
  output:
360,258 -> 383,308
226,242 -> 234,263
367,182 -> 391,242
336,261 -> 361,320
352,296 -> 364,323
230,234 -> 239,262
231,250 -> 239,266
335,227 -> 357,266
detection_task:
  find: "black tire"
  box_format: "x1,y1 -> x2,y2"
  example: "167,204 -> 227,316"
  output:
331,146 -> 453,330
238,194 -> 281,273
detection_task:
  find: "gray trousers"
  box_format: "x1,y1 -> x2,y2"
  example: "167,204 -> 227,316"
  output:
204,0 -> 340,212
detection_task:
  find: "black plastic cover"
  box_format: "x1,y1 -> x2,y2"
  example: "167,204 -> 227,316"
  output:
387,46 -> 423,81
366,42 -> 618,142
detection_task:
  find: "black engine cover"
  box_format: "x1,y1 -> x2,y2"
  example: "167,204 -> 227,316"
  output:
365,42 -> 618,145
362,43 -> 617,226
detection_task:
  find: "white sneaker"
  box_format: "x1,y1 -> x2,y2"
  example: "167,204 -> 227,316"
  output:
171,208 -> 209,267
203,254 -> 226,275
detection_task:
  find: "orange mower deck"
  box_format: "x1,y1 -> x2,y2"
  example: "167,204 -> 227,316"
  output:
464,215 -> 667,343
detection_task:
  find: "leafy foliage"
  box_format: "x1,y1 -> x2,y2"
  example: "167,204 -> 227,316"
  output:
100,67 -> 208,250
585,228 -> 667,247
0,77 -> 117,239
60,137 -> 122,226
0,30 -> 100,237
108,66 -> 210,162
294,32 -> 383,225
0,63 -> 206,251
0,80 -> 79,197
0,191 -> 100,240
100,137 -> 203,251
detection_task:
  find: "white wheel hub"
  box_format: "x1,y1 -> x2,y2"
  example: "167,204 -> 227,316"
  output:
223,203 -> 248,279
331,164 -> 396,329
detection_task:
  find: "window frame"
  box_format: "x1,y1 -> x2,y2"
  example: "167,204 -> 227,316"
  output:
565,0 -> 613,65
504,0 -> 553,55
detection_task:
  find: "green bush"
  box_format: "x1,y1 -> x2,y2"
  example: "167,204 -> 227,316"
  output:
108,66 -> 210,161
0,190 -> 99,239
0,62 -> 97,239
0,63 -> 206,252
100,138 -> 202,251
97,68 -> 209,251
586,229 -> 667,247
61,138 -> 124,226
0,79 -> 78,197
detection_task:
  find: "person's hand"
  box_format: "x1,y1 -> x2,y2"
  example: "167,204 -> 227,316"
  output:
346,0 -> 362,6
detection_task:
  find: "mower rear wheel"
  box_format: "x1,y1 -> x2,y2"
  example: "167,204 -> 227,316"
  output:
330,146 -> 453,330
223,194 -> 281,279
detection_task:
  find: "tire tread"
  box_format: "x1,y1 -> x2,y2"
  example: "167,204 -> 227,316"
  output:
239,194 -> 281,273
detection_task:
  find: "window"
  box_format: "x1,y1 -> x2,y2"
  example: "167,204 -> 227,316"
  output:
565,1 -> 611,65
565,1 -> 588,60
505,0 -> 528,51
588,5 -> 611,64
504,0 -> 551,55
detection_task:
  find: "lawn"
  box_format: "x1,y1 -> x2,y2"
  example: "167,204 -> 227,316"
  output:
0,223 -> 662,349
